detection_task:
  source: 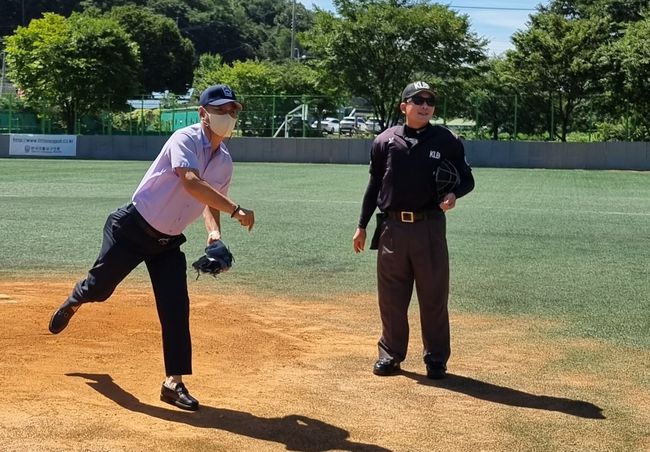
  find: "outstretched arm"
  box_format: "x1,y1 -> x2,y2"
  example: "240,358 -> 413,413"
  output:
176,167 -> 255,231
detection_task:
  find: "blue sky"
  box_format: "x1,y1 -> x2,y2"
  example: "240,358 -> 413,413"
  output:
298,1 -> 550,56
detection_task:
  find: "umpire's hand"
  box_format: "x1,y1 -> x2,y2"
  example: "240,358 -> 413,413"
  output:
439,193 -> 457,212
353,228 -> 366,253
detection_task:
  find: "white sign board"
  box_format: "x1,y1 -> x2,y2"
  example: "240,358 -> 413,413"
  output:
9,134 -> 77,157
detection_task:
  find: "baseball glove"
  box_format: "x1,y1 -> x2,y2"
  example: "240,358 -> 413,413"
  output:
191,240 -> 234,278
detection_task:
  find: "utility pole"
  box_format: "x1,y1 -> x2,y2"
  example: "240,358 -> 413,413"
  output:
290,0 -> 296,60
0,50 -> 5,96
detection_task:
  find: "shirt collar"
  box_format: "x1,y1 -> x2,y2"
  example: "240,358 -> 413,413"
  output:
199,125 -> 212,151
199,124 -> 224,156
403,123 -> 432,137
396,123 -> 434,138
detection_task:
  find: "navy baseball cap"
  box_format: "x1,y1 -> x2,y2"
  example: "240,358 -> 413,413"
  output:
401,81 -> 436,101
199,84 -> 242,109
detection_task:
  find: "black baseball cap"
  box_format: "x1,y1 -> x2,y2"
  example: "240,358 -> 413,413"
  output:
199,84 -> 242,109
401,81 -> 436,101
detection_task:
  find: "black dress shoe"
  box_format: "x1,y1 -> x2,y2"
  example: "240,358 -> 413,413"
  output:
160,383 -> 199,411
426,361 -> 447,379
373,357 -> 400,376
48,300 -> 81,334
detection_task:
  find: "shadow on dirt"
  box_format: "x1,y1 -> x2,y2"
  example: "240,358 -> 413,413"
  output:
400,370 -> 605,419
67,373 -> 391,452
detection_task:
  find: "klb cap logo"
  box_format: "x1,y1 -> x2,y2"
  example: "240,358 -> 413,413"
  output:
402,81 -> 435,101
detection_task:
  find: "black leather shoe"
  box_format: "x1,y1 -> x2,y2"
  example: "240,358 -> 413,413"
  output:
426,361 -> 447,379
373,357 -> 400,376
48,300 -> 81,334
160,383 -> 199,411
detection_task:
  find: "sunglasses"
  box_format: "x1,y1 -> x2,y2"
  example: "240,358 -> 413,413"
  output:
408,96 -> 435,106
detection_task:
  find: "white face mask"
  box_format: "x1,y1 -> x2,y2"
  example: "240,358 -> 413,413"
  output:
207,112 -> 237,137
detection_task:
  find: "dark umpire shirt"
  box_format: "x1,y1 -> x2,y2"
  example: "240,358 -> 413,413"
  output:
358,123 -> 475,229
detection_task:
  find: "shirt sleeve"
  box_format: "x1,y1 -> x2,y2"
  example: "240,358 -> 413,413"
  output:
169,131 -> 200,170
449,138 -> 475,199
358,174 -> 381,229
358,139 -> 386,228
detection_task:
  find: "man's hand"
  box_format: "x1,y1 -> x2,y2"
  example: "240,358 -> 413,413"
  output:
207,230 -> 221,245
439,193 -> 457,212
233,207 -> 255,231
353,228 -> 366,253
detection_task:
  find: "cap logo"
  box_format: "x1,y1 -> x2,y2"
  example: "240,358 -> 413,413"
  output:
223,86 -> 233,98
413,81 -> 430,90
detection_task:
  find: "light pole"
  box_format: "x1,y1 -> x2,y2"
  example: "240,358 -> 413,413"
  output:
0,50 -> 5,96
290,0 -> 296,60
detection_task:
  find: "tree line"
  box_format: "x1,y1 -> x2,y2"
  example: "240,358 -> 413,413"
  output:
2,0 -> 649,140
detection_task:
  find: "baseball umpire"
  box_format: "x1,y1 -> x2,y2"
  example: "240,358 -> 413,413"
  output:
48,84 -> 255,411
352,81 -> 474,379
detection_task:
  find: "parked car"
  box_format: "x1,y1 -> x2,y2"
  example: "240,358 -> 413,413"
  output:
311,117 -> 333,129
339,116 -> 365,135
322,118 -> 340,134
311,117 -> 340,134
285,117 -> 322,137
363,117 -> 382,134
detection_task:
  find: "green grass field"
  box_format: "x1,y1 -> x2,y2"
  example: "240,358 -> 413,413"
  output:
1,159 -> 648,349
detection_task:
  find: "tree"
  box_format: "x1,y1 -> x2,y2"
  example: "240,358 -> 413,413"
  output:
0,0 -> 80,37
508,11 -> 609,141
504,0 -> 650,141
5,12 -> 140,133
178,0 -> 314,62
544,0 -> 647,25
242,0 -> 314,60
605,17 -> 650,140
301,0 -> 486,130
108,5 -> 194,93
78,0 -> 316,63
192,56 -> 341,136
464,58 -> 520,140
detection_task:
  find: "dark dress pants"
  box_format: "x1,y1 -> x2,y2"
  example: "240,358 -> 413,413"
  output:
376,215 -> 450,364
67,204 -> 191,376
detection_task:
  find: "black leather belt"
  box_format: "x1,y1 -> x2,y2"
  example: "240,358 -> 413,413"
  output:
386,210 -> 441,223
129,205 -> 177,244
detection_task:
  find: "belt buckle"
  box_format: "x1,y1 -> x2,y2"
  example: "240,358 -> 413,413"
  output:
158,238 -> 171,245
400,211 -> 414,223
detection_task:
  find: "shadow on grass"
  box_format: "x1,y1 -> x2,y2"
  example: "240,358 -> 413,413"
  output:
67,373 -> 390,452
400,371 -> 605,419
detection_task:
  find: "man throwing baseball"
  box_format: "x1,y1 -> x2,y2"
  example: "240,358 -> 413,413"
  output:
48,84 -> 254,411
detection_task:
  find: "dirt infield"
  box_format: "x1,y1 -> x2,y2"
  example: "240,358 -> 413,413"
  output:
0,279 -> 648,452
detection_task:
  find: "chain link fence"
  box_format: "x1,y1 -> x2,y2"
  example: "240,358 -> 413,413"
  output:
0,92 -> 642,142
